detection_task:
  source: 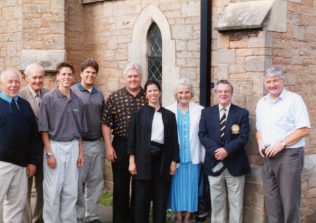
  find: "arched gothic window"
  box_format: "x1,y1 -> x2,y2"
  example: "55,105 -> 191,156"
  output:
147,23 -> 162,83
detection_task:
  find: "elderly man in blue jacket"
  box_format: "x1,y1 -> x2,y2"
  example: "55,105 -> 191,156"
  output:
0,68 -> 41,223
199,80 -> 250,223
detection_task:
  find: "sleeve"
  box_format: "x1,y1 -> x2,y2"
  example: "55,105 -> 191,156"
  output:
127,110 -> 138,155
101,95 -> 114,128
198,109 -> 220,154
80,101 -> 88,134
170,113 -> 180,162
38,95 -> 50,132
224,109 -> 250,155
28,107 -> 43,165
255,100 -> 262,131
292,95 -> 311,129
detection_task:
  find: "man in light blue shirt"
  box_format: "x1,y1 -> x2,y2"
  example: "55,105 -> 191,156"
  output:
256,66 -> 310,223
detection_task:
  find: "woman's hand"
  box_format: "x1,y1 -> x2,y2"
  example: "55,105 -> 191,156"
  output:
169,161 -> 177,175
129,155 -> 137,175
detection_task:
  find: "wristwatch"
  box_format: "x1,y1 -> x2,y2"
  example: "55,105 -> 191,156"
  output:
281,141 -> 287,148
46,152 -> 54,158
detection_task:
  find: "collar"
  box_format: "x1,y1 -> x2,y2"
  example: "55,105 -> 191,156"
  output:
219,103 -> 231,113
123,87 -> 145,97
55,87 -> 72,100
0,92 -> 19,103
77,82 -> 98,94
28,85 -> 41,98
264,89 -> 287,103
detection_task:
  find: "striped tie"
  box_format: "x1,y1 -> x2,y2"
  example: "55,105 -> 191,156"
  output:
220,108 -> 226,145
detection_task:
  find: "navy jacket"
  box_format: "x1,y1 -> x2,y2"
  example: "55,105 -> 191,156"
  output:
198,104 -> 250,176
127,105 -> 180,182
0,97 -> 42,167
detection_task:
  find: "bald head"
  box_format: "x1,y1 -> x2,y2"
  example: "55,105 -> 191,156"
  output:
0,69 -> 21,98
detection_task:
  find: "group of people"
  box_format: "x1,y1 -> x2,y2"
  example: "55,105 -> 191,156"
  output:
0,60 -> 310,223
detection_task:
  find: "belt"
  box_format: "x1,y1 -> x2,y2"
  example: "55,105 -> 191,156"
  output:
82,137 -> 101,141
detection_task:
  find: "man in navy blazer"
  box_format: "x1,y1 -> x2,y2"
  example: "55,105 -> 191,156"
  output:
199,80 -> 250,223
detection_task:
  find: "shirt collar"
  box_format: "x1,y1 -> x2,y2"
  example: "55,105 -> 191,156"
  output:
123,87 -> 145,97
55,87 -> 72,100
264,89 -> 287,103
0,92 -> 19,103
77,82 -> 98,94
219,103 -> 231,113
28,85 -> 41,98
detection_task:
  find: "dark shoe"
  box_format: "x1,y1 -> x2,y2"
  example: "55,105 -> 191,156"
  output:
195,216 -> 207,222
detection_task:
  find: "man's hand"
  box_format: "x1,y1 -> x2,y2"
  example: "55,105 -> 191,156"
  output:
26,164 -> 36,177
214,147 -> 228,160
106,145 -> 117,162
47,156 -> 57,169
257,140 -> 266,158
265,143 -> 284,158
77,152 -> 84,167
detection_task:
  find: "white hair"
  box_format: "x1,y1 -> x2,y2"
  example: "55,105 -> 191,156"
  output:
265,66 -> 285,80
24,63 -> 44,77
174,78 -> 194,98
123,62 -> 142,77
0,69 -> 21,82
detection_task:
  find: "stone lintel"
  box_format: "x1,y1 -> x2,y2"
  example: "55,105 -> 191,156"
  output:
215,0 -> 274,31
20,50 -> 65,72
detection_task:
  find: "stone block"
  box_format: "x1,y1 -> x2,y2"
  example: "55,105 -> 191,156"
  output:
20,49 -> 65,71
181,1 -> 200,17
245,56 -> 266,72
216,49 -> 235,64
172,24 -> 192,40
176,40 -> 187,51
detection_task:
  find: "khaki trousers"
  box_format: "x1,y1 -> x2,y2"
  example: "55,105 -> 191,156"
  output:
208,169 -> 245,223
0,161 -> 27,223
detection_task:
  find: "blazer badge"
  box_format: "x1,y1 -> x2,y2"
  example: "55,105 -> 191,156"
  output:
231,124 -> 240,134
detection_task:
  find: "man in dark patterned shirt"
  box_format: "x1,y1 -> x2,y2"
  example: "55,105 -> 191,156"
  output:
102,62 -> 146,223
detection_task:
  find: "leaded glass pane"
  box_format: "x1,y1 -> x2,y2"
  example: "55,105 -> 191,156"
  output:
148,23 -> 162,83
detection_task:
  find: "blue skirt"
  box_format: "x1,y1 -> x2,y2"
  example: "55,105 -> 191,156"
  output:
168,162 -> 200,212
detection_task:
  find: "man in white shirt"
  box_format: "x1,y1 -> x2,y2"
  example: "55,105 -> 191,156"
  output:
256,66 -> 310,223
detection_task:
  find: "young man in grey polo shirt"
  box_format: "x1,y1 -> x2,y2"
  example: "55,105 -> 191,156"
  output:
39,62 -> 87,223
72,58 -> 105,223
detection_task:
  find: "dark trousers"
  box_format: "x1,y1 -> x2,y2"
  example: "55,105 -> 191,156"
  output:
263,148 -> 304,223
112,137 -> 134,223
134,151 -> 170,223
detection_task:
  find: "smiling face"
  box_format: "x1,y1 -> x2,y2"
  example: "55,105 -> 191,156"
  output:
215,83 -> 233,108
146,83 -> 161,106
176,85 -> 192,107
0,70 -> 21,98
26,70 -> 44,92
125,69 -> 141,92
80,66 -> 97,89
264,75 -> 284,99
57,67 -> 74,89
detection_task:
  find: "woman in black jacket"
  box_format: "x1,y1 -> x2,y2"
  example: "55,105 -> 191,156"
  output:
128,80 -> 180,223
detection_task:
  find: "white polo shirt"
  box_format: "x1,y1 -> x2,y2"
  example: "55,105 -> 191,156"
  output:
256,89 -> 310,148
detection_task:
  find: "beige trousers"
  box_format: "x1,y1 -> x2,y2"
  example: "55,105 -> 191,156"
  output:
0,161 -> 27,223
208,168 -> 245,223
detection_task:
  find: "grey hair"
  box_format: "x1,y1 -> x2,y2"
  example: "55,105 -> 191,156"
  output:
174,78 -> 194,98
24,63 -> 44,77
123,62 -> 142,77
265,66 -> 285,80
215,80 -> 234,93
0,69 -> 21,82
